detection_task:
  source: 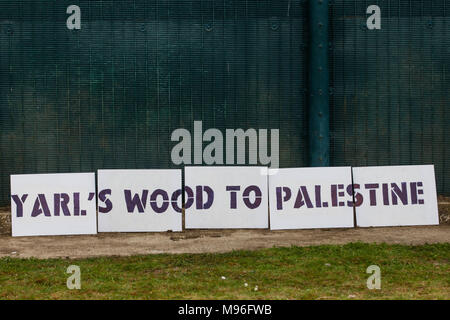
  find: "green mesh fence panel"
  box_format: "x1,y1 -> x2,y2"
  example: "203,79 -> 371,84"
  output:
330,0 -> 449,195
0,0 -> 308,205
1,0 -> 449,206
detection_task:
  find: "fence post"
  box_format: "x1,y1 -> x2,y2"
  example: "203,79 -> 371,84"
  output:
309,0 -> 330,167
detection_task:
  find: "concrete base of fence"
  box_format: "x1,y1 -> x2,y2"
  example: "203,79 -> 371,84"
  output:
438,197 -> 450,225
0,211 -> 11,235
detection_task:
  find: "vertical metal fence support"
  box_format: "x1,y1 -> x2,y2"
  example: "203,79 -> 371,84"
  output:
309,0 -> 330,166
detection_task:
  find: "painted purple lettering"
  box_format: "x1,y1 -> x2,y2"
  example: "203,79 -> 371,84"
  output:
331,184 -> 338,207
382,183 -> 389,205
73,192 -> 81,216
294,186 -> 313,209
315,185 -> 322,208
243,185 -> 262,209
332,184 -> 347,207
184,186 -> 194,209
54,193 -> 71,216
150,189 -> 169,214
171,189 -> 183,213
347,184 -> 363,207
124,190 -> 148,213
196,186 -> 214,210
276,187 -> 291,210
226,186 -> 240,209
391,182 -> 408,205
417,182 -> 425,205
98,189 -> 113,213
11,194 -> 28,218
31,194 -> 51,217
365,184 -> 379,206
410,182 -> 418,204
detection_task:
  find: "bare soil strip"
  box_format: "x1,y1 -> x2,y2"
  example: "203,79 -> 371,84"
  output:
1,225 -> 449,259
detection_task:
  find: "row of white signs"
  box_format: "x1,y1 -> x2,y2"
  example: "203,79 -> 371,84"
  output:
10,165 -> 439,236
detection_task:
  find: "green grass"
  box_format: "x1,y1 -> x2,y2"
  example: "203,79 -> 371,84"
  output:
0,243 -> 449,299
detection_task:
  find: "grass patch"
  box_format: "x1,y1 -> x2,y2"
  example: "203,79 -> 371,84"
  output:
0,242 -> 449,299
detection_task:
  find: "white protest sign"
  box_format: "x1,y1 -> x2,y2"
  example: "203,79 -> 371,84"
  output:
185,167 -> 268,229
10,173 -> 97,237
352,165 -> 439,227
269,167 -> 354,230
97,169 -> 182,232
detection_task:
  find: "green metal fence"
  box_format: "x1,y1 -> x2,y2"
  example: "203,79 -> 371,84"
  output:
330,0 -> 449,196
0,0 -> 308,205
0,0 -> 448,206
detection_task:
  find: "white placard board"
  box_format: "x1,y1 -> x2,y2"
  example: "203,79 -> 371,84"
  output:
185,167 -> 268,229
352,165 -> 439,227
10,173 -> 97,237
269,167 -> 354,230
97,169 -> 182,232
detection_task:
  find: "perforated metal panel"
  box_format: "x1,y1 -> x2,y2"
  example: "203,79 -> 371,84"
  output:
0,0 -> 308,205
330,0 -> 449,195
1,0 -> 449,206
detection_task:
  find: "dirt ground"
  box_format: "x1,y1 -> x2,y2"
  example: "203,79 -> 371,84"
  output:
0,226 -> 448,260
1,197 -> 449,260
